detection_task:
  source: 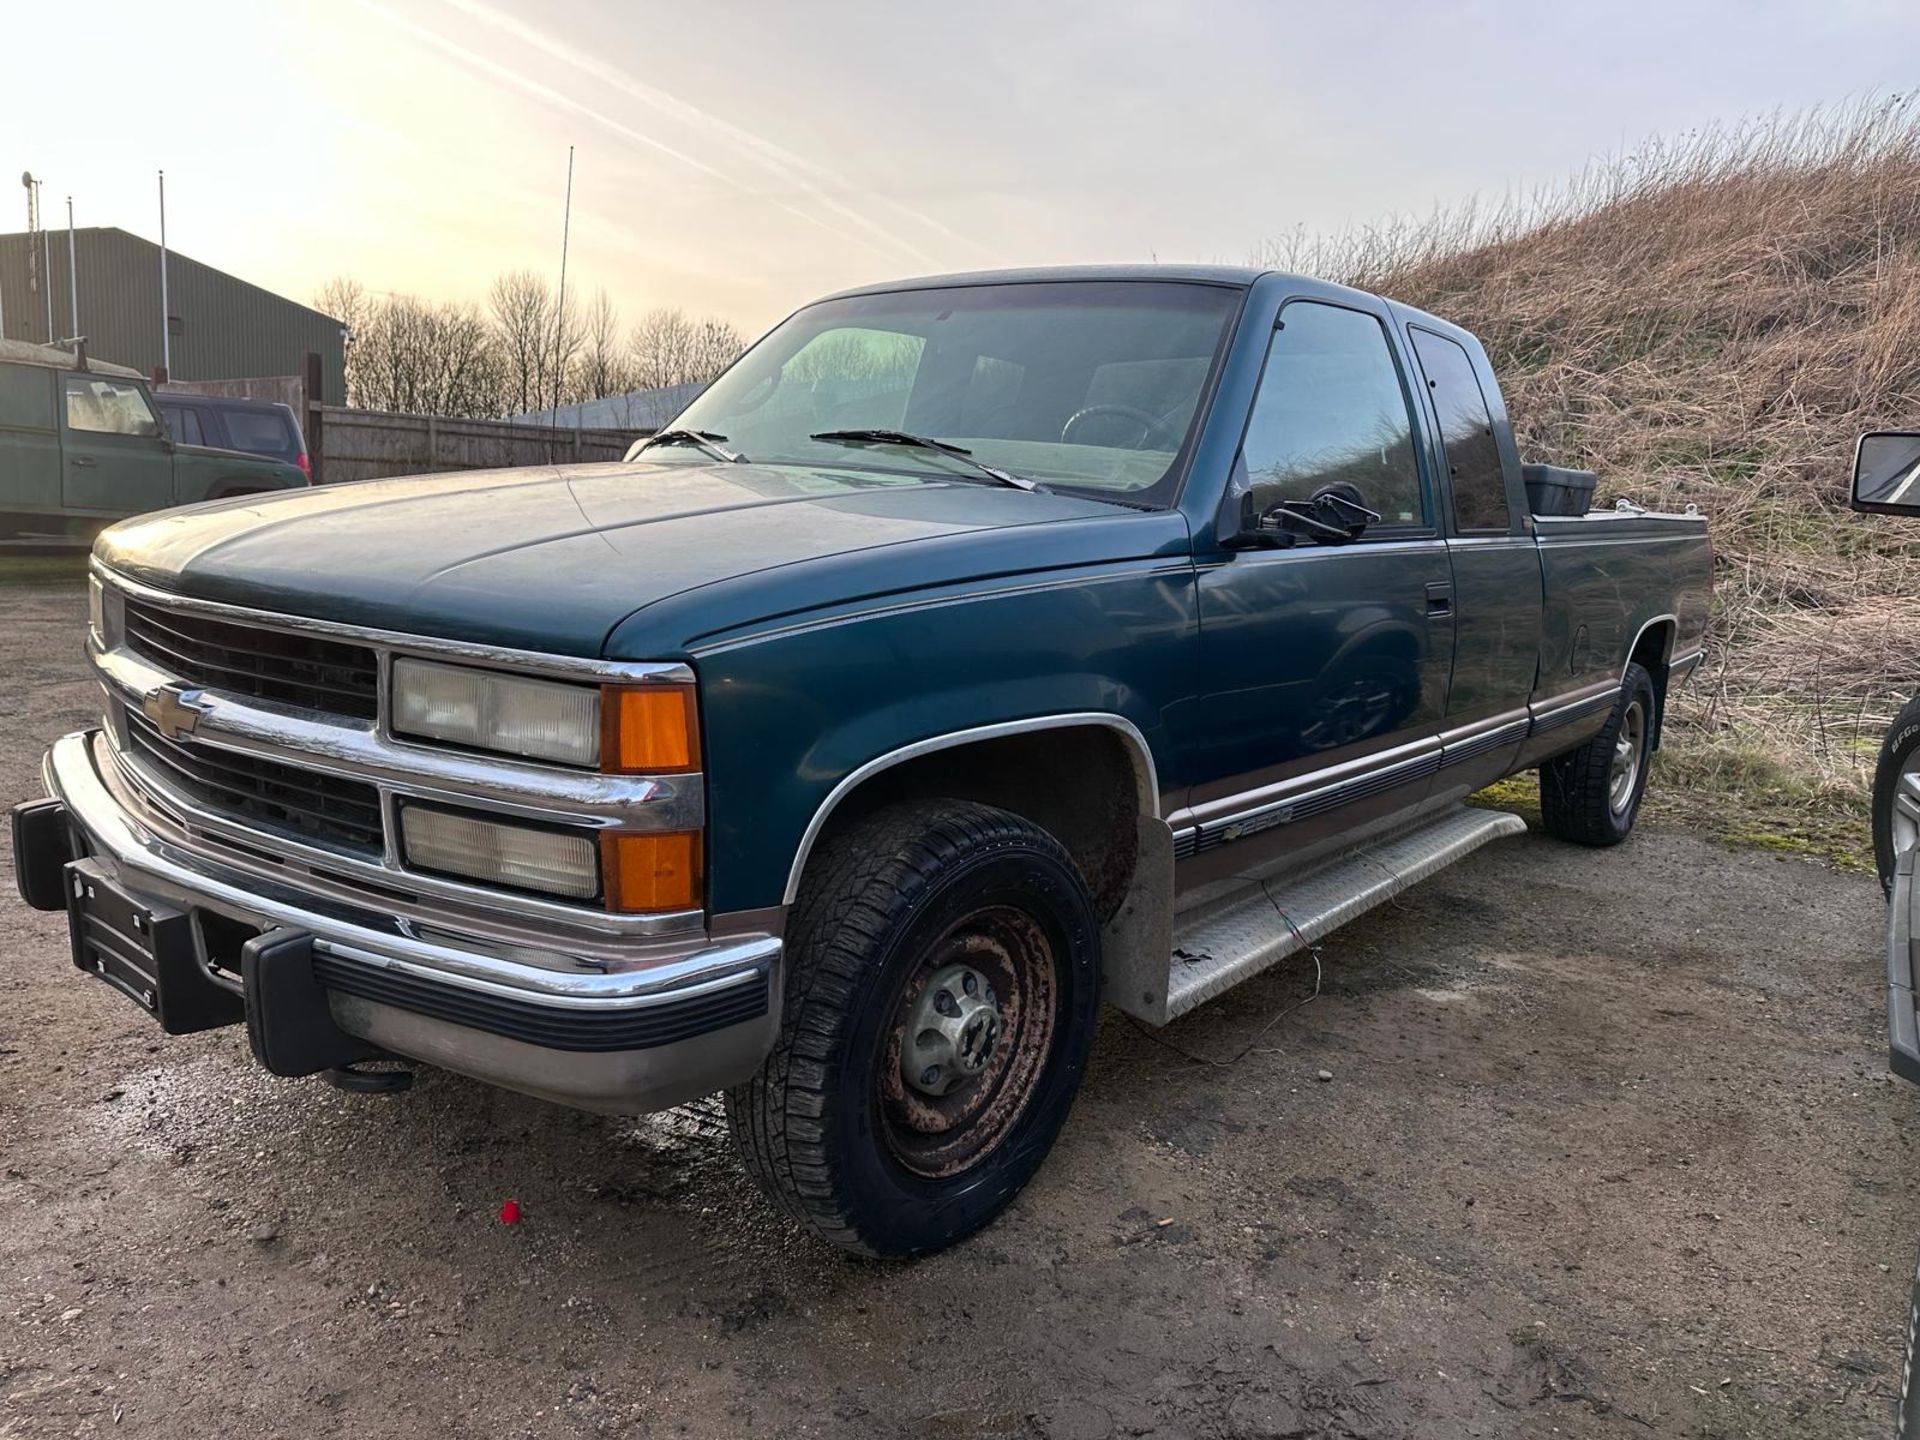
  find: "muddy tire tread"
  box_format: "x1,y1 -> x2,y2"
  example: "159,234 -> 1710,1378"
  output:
1539,662 -> 1656,847
725,800 -> 1078,1256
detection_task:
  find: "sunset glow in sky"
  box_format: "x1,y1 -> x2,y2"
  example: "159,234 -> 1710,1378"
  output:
10,0 -> 1917,336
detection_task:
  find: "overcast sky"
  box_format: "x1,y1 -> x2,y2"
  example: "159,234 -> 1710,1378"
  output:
9,0 -> 1918,336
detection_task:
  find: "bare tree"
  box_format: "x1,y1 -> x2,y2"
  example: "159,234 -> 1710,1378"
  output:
629,308 -> 745,393
317,271 -> 741,423
314,277 -> 372,405
627,307 -> 695,394
345,295 -> 503,418
489,270 -> 553,417
690,317 -> 746,384
572,288 -> 630,402
488,270 -> 583,417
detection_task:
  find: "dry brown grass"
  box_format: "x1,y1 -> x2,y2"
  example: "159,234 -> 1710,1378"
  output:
1267,100 -> 1920,861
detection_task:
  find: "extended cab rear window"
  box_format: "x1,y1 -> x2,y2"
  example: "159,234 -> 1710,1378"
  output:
1410,328 -> 1511,533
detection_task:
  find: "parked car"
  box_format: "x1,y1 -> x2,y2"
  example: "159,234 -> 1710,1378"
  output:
8,266 -> 1711,1256
154,391 -> 310,479
0,338 -> 307,546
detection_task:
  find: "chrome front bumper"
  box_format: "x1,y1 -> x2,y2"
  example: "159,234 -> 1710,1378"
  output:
40,729 -> 782,1114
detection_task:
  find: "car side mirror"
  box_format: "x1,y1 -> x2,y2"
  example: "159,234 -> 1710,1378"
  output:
1217,458 -> 1378,550
1852,432 -> 1920,515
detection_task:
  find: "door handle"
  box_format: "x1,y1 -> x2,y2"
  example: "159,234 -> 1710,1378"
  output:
1426,582 -> 1453,618
70,456 -> 96,468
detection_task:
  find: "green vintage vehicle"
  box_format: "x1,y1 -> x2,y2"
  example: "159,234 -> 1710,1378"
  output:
9,267 -> 1711,1256
0,338 -> 306,546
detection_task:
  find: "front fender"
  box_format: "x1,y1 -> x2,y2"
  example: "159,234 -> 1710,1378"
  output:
691,563 -> 1199,913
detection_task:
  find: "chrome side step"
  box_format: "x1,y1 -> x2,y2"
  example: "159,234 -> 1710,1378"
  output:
1149,806 -> 1527,1025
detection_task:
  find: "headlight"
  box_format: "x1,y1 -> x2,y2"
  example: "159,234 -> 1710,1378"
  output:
392,658 -> 601,767
400,804 -> 600,899
88,577 -> 104,642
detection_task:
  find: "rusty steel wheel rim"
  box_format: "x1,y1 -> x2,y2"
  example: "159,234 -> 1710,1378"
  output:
877,905 -> 1059,1179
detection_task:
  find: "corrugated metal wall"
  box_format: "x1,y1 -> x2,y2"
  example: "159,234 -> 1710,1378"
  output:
0,228 -> 345,402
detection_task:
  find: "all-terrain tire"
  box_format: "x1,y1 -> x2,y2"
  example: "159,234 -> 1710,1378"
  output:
725,800 -> 1101,1258
1540,662 -> 1658,846
1874,693 -> 1920,899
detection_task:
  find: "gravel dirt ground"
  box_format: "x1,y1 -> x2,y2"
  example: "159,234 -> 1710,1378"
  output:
1,567 -> 1913,1439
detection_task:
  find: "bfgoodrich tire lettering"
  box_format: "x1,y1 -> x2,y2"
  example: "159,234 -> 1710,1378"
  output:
725,800 -> 1101,1257
1540,662 -> 1657,847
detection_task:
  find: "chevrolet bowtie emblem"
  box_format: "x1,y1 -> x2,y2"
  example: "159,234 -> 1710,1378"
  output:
141,685 -> 208,743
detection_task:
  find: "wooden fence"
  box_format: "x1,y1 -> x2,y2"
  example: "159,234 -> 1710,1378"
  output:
156,355 -> 649,484
313,407 -> 646,485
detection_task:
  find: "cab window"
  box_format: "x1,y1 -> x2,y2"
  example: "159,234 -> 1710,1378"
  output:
64,377 -> 162,438
1409,328 -> 1511,533
1240,301 -> 1428,529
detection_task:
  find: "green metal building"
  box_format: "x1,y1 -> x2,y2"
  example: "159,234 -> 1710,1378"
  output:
0,227 -> 345,403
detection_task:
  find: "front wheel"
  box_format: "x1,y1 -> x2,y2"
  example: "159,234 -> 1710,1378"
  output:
1540,662 -> 1657,846
1874,694 -> 1920,899
726,800 -> 1101,1257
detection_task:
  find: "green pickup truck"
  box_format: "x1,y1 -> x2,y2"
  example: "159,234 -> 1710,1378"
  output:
0,338 -> 306,546
9,267 -> 1711,1256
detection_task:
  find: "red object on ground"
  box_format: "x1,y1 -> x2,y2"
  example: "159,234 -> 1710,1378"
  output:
497,1199 -> 523,1224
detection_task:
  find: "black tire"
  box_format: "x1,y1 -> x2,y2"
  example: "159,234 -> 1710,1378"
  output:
726,800 -> 1101,1258
1540,662 -> 1657,846
1874,693 -> 1920,899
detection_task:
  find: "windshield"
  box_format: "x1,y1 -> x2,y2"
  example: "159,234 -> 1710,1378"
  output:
637,280 -> 1242,503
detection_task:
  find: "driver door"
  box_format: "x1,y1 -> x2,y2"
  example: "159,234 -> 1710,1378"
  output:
1179,296 -> 1452,889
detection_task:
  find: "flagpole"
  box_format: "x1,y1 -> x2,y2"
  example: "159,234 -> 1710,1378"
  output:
38,181 -> 53,343
66,196 -> 78,339
158,170 -> 171,379
548,144 -> 574,455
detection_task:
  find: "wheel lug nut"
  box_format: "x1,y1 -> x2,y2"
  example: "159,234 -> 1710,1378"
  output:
920,1065 -> 941,1087
935,990 -> 955,1015
962,972 -> 978,996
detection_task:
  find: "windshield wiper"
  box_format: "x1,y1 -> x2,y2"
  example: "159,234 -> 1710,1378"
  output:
809,429 -> 1039,491
638,428 -> 744,464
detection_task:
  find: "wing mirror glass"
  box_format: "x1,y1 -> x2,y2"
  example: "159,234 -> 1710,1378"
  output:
1852,432 -> 1920,515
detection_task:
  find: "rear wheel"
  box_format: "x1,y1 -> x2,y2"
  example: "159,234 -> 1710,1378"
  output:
726,800 -> 1100,1257
1540,662 -> 1657,846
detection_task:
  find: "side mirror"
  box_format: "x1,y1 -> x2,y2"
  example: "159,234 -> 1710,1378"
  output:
1217,457 -> 1379,550
1852,432 -> 1920,515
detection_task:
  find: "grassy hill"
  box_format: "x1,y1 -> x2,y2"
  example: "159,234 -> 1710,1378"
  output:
1284,102 -> 1920,865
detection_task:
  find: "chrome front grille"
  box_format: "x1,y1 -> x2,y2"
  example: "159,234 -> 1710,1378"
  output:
123,596 -> 379,719
122,709 -> 385,855
90,567 -> 705,939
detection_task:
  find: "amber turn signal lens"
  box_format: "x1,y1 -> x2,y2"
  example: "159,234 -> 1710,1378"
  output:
602,831 -> 702,912
600,685 -> 698,772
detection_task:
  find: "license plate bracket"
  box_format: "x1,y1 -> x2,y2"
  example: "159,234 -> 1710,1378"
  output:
64,858 -> 244,1034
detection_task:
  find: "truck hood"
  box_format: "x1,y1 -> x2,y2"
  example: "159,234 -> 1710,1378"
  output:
96,460 -> 1189,656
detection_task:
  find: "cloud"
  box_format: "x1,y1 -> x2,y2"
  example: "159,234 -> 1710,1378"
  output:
436,0 -> 998,266
350,0 -> 947,267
